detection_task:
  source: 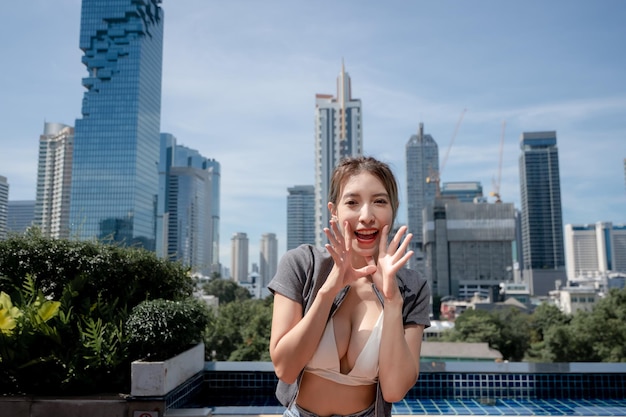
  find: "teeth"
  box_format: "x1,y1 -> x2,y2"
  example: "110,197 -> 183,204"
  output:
356,230 -> 377,236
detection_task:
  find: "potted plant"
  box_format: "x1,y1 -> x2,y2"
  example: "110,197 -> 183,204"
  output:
126,298 -> 211,396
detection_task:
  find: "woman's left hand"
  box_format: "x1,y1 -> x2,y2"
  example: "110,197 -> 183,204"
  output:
367,225 -> 414,300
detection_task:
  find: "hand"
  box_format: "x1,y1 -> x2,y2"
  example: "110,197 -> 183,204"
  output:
367,225 -> 414,300
323,219 -> 377,294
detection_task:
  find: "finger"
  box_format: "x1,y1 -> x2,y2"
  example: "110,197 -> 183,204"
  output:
388,225 -> 408,253
379,224 -> 390,255
343,221 -> 352,251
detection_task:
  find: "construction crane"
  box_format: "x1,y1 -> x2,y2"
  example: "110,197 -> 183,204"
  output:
490,120 -> 506,203
426,108 -> 467,197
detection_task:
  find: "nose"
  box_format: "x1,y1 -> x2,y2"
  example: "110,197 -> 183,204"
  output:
359,204 -> 375,224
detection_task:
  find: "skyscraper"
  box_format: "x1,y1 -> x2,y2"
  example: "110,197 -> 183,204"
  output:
314,63 -> 362,246
287,185 -> 315,250
34,122 -> 74,239
231,232 -> 249,283
565,222 -> 626,279
0,176 -> 8,240
260,233 -> 278,287
157,133 -> 219,275
69,0 -> 164,250
519,131 -> 566,295
406,123 -> 439,269
7,201 -> 35,234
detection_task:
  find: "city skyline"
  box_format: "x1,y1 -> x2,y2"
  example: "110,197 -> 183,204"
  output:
1,1 -> 625,270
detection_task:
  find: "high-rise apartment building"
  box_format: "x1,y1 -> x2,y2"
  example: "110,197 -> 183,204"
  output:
423,200 -> 516,299
0,176 -> 8,240
314,63 -> 362,246
157,133 -> 220,275
406,123 -> 439,269
519,131 -> 566,296
565,222 -> 626,279
34,122 -> 74,238
69,0 -> 164,250
260,233 -> 278,287
287,185 -> 315,250
231,232 -> 249,283
8,200 -> 35,234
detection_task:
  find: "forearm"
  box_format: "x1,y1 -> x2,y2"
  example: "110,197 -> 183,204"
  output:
378,302 -> 420,402
271,287 -> 336,383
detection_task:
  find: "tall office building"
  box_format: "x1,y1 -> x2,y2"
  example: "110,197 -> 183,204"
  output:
8,201 -> 35,234
34,122 -> 74,238
69,0 -> 164,250
423,200 -> 516,299
157,133 -> 219,275
406,123 -> 439,269
0,176 -> 8,240
260,233 -> 278,287
314,63 -> 362,246
565,222 -> 626,279
519,131 -> 566,296
287,185 -> 315,250
231,232 -> 249,283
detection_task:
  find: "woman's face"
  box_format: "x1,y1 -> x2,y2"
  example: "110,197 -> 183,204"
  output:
328,171 -> 394,259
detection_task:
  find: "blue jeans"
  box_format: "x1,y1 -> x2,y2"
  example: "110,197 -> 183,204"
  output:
284,402 -> 376,417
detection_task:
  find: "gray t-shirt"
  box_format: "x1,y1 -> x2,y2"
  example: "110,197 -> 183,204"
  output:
268,244 -> 431,417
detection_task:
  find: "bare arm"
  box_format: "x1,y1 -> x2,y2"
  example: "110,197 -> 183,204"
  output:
269,289 -> 336,384
270,220 -> 377,384
378,302 -> 424,402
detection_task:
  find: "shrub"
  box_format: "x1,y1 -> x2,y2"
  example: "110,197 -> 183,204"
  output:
0,231 -> 197,395
125,298 -> 211,361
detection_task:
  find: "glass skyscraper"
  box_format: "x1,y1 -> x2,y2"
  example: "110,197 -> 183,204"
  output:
314,63 -> 362,246
8,201 -> 35,235
157,133 -> 220,276
406,123 -> 439,269
69,0 -> 164,250
519,131 -> 566,295
287,185 -> 315,250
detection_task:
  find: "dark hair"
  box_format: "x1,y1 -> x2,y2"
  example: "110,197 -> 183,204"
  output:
328,156 -> 400,223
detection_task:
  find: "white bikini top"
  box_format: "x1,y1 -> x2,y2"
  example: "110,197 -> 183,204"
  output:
304,311 -> 383,386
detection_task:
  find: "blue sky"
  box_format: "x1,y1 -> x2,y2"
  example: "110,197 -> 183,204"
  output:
1,1 -> 625,271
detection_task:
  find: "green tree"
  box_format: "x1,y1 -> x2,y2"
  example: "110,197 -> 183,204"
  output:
526,303 -> 570,362
204,298 -> 272,361
587,288 -> 626,362
203,278 -> 251,304
441,307 -> 530,361
542,311 -> 598,362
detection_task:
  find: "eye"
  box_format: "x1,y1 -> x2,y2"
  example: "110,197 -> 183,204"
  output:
345,200 -> 358,206
375,198 -> 388,205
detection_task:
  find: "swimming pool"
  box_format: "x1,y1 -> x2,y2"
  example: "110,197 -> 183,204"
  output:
166,362 -> 626,416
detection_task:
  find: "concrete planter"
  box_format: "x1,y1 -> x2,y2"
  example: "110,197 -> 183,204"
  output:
131,342 -> 205,397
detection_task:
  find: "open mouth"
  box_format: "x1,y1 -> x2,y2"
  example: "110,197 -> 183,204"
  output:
354,229 -> 378,243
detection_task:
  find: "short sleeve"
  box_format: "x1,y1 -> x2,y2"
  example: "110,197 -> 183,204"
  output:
267,245 -> 313,306
397,269 -> 431,328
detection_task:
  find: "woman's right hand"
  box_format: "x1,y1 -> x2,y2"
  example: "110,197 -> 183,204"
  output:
323,219 -> 377,294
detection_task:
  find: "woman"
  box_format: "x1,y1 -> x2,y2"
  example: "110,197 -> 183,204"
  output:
268,156 -> 431,417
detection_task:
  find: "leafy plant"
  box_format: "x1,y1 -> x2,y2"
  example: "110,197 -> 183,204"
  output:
125,298 -> 211,361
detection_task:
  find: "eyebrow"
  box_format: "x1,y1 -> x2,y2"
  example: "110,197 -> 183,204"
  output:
342,192 -> 389,199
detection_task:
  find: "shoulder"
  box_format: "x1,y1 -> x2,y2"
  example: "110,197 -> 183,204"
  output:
268,245 -> 333,303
